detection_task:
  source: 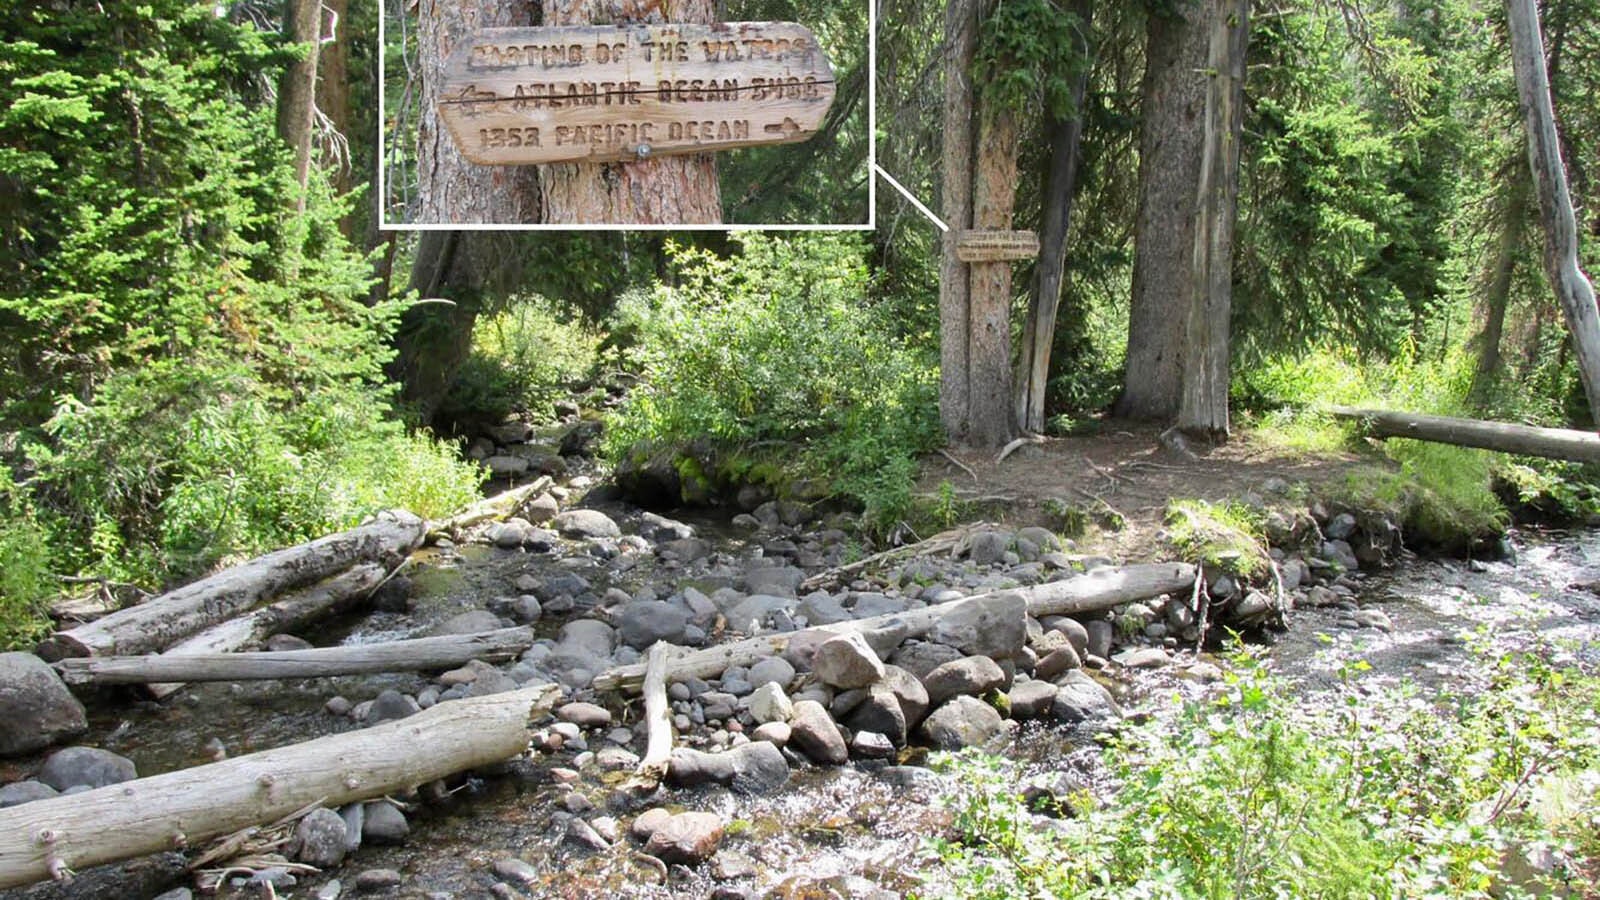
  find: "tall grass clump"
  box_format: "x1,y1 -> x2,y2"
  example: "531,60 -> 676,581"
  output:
604,233 -> 940,530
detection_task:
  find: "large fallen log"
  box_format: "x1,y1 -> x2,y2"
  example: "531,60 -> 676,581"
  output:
54,627 -> 536,687
38,511 -> 427,661
1328,406 -> 1600,464
428,477 -> 553,540
0,683 -> 558,890
593,562 -> 1195,692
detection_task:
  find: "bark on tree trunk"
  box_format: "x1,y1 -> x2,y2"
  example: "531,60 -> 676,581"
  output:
1014,0 -> 1092,434
0,685 -> 558,890
1329,405 -> 1600,464
277,0 -> 322,209
1507,0 -> 1600,424
1115,4 -> 1207,421
319,0 -> 356,236
938,0 -> 979,444
416,0 -> 542,224
1471,168 -> 1529,405
1175,0 -> 1247,439
539,0 -> 722,224
964,104 -> 1020,448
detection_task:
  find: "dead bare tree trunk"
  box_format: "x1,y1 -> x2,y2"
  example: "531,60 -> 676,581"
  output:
1114,3 -> 1207,421
1507,0 -> 1600,424
1014,0 -> 1093,434
938,0 -> 979,444
1329,405 -> 1600,464
539,0 -> 722,224
1175,0 -> 1247,439
276,0 -> 322,210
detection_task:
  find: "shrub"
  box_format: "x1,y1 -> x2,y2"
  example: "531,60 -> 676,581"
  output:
0,468 -> 53,650
604,233 -> 940,531
438,297 -> 603,430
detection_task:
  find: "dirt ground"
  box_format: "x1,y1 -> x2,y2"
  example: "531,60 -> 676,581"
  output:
916,421 -> 1379,561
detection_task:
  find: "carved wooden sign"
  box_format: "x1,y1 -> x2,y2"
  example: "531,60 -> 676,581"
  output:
436,22 -> 836,165
956,230 -> 1041,262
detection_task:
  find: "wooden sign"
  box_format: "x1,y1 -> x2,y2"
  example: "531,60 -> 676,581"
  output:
436,22 -> 836,165
956,230 -> 1041,262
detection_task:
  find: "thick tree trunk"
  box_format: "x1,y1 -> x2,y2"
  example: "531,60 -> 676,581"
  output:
1471,169 -> 1530,404
56,627 -> 535,686
416,0 -> 542,224
938,0 -> 979,444
538,0 -> 721,224
276,0 -> 322,208
37,512 -> 425,660
319,0 -> 356,236
1507,0 -> 1600,424
0,685 -> 558,890
1014,0 -> 1092,435
1329,406 -> 1600,464
1175,0 -> 1247,439
1115,4 -> 1207,421
592,562 -> 1196,691
964,104 -> 1020,448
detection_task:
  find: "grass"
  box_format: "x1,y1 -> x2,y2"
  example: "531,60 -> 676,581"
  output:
1164,499 -> 1269,578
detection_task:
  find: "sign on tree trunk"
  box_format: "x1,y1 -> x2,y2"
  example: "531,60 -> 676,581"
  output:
437,23 -> 836,165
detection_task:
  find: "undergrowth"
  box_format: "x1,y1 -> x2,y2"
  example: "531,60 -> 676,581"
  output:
923,643 -> 1600,899
438,297 -> 602,430
1163,499 -> 1268,577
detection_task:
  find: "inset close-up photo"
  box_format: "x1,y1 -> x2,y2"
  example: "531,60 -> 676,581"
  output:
382,0 -> 869,226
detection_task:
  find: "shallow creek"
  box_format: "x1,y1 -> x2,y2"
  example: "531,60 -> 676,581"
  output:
17,523 -> 1600,900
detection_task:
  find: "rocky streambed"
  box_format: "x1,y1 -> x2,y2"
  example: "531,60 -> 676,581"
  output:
4,453 -> 1599,900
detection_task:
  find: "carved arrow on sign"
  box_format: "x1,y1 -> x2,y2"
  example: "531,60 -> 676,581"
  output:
437,22 -> 837,166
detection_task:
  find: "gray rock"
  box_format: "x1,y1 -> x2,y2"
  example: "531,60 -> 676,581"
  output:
725,594 -> 795,633
668,747 -> 736,787
557,702 -> 612,729
366,689 -> 419,725
1008,680 -> 1058,718
523,492 -> 560,525
485,455 -> 531,477
849,593 -> 908,618
340,802 -> 365,850
812,632 -> 885,689
553,509 -> 622,539
849,731 -> 896,759
1034,644 -> 1083,680
155,889 -> 195,900
264,633 -> 314,652
788,700 -> 848,765
632,806 -> 673,842
920,696 -> 1008,750
967,530 -> 1010,566
566,817 -> 611,851
293,808 -> 348,868
929,593 -> 1027,659
746,682 -> 793,724
0,652 -> 88,757
1353,608 -> 1393,631
1323,539 -> 1360,572
751,722 -> 791,746
728,740 -> 790,794
1016,527 -> 1062,552
922,656 -> 1007,707
661,538 -> 712,561
644,811 -> 724,865
844,686 -> 907,746
879,665 -> 930,728
493,857 -> 540,885
1044,617 -> 1090,655
431,610 -> 503,636
0,779 -> 57,807
361,800 -> 409,844
640,512 -> 696,542
797,591 -> 851,626
889,641 -> 964,679
741,566 -> 806,597
353,868 -> 403,892
747,656 -> 796,690
464,666 -> 518,697
1324,513 -> 1357,541
1049,670 -> 1120,724
617,600 -> 690,649
1113,647 -> 1170,669
1085,619 -> 1114,659
38,746 -> 137,791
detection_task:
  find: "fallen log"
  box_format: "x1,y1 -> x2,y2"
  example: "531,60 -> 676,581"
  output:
1328,406 -> 1600,464
139,564 -> 388,700
631,642 -> 676,789
54,627 -> 536,687
797,524 -> 984,593
0,683 -> 558,890
593,562 -> 1195,692
428,477 -> 553,540
38,511 -> 426,661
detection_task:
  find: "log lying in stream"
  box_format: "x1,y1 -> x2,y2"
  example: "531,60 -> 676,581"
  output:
0,683 -> 558,890
428,477 -> 553,540
1328,406 -> 1600,464
54,627 -> 536,687
593,562 -> 1196,692
37,511 -> 426,661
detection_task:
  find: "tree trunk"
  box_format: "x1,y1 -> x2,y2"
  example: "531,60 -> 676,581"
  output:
1507,0 -> 1600,424
592,562 -> 1196,691
37,512 -> 425,660
1115,3 -> 1207,421
538,0 -> 721,225
55,627 -> 536,686
938,0 -> 979,444
0,685 -> 558,891
319,0 -> 356,236
964,103 -> 1020,448
1175,0 -> 1247,439
1014,0 -> 1093,434
276,0 -> 322,209
1329,406 -> 1600,464
416,0 -> 542,224
1471,168 -> 1530,405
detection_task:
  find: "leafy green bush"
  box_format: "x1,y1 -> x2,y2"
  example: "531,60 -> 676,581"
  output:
604,233 -> 939,530
0,469 -> 53,649
925,646 -> 1600,899
439,298 -> 603,429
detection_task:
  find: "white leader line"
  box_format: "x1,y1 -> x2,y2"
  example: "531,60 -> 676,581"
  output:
874,164 -> 949,232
